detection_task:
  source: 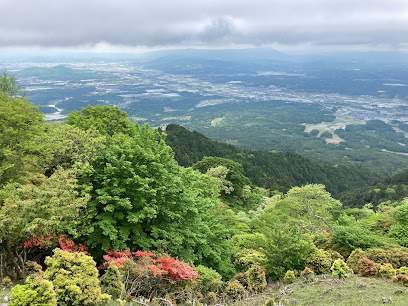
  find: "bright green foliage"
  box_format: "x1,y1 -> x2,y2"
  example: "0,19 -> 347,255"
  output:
0,168 -> 88,244
44,123 -> 106,175
1,70 -> 23,97
346,249 -> 367,272
68,107 -> 234,275
101,264 -> 125,299
234,248 -> 267,271
225,280 -> 246,300
283,270 -> 296,283
0,168 -> 89,280
397,266 -> 408,275
331,259 -> 351,279
193,156 -> 257,208
0,82 -> 45,186
272,184 -> 341,233
44,248 -> 110,305
10,285 -> 37,306
260,225 -> 314,280
379,263 -> 396,278
10,274 -> 57,306
206,166 -> 234,196
231,233 -> 268,251
66,105 -> 136,137
245,265 -> 267,293
194,265 -> 223,293
389,203 -> 408,246
358,257 -> 378,277
305,249 -> 333,275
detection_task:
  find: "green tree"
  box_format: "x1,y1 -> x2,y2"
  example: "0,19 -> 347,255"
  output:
0,169 -> 89,279
66,105 -> 136,137
273,184 -> 341,233
0,74 -> 45,186
68,106 -> 235,276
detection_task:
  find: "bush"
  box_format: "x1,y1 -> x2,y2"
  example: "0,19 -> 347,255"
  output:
118,250 -> 199,301
397,266 -> 408,275
44,248 -> 110,305
231,272 -> 248,288
366,248 -> 391,265
1,276 -> 13,288
100,264 -> 125,299
300,267 -> 314,279
379,263 -> 396,278
283,270 -> 296,284
358,257 -> 378,277
245,265 -> 267,293
234,248 -> 267,271
346,248 -> 366,272
225,280 -> 246,300
392,274 -> 408,287
327,249 -> 345,262
10,274 -> 57,306
388,248 -> 408,268
24,261 -> 43,277
194,265 -> 223,293
331,259 -> 351,279
206,291 -> 217,305
305,249 -> 333,274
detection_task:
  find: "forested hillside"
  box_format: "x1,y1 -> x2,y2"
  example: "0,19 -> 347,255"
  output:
340,169 -> 408,208
2,72 -> 408,305
164,124 -> 377,195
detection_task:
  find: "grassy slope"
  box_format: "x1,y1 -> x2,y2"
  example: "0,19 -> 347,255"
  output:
242,275 -> 408,306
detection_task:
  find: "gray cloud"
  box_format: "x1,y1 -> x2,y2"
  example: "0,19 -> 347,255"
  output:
0,0 -> 407,50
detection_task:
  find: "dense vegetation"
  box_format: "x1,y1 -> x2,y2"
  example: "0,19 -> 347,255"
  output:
2,72 -> 408,305
164,123 -> 377,195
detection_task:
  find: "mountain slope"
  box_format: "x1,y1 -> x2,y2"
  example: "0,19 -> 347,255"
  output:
164,124 -> 377,195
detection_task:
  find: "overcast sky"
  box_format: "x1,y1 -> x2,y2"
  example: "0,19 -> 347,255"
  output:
1,0 -> 407,51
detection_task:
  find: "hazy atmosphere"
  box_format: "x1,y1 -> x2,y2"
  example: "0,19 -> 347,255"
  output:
1,0 -> 408,51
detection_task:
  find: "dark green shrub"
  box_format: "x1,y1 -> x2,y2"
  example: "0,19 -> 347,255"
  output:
10,274 -> 57,306
346,248 -> 366,272
101,264 -> 125,299
379,263 -> 396,278
283,270 -> 296,284
358,257 -> 378,277
331,259 -> 351,279
245,265 -> 267,293
305,249 -> 333,274
225,280 -> 246,300
44,248 -> 110,305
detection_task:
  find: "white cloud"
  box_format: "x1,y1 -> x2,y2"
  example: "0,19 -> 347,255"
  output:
0,0 -> 408,50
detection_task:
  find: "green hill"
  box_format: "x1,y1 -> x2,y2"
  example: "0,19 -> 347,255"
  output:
164,124 -> 377,195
